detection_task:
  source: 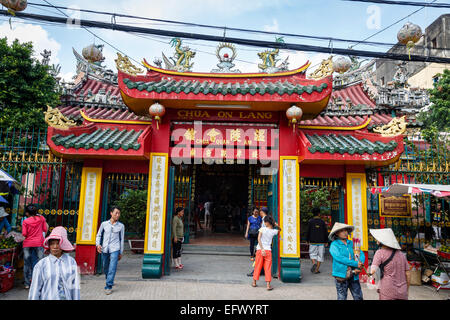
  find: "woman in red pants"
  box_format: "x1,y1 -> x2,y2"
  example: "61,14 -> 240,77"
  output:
251,215 -> 280,290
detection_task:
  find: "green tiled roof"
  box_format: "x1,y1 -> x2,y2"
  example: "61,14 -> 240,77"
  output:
52,128 -> 143,151
306,133 -> 398,155
122,78 -> 328,96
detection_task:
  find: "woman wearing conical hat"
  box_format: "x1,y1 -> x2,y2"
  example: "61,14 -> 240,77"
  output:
368,228 -> 410,300
329,222 -> 365,300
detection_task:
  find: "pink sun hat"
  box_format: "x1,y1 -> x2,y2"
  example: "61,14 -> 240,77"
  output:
43,226 -> 75,252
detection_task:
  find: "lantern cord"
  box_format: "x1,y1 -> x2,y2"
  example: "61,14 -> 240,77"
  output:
4,9 -> 450,64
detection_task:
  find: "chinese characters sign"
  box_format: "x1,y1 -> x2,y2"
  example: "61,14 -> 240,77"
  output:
145,153 -> 168,254
379,195 -> 412,218
76,167 -> 102,245
280,157 -> 300,258
346,173 -> 368,251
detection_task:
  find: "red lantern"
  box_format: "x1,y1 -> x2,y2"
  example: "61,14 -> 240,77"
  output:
286,105 -> 303,132
149,102 -> 165,129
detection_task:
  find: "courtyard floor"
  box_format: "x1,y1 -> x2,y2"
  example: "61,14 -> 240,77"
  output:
1,247 -> 448,300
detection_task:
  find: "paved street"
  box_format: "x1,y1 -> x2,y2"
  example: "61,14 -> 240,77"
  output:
1,249 -> 448,300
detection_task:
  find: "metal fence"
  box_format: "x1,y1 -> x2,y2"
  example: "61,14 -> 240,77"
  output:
0,128 -> 82,242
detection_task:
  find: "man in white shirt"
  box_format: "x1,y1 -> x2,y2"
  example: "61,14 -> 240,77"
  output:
96,206 -> 125,295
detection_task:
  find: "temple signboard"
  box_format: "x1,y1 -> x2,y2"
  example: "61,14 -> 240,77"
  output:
279,156 -> 300,258
379,194 -> 412,218
76,167 -> 102,245
346,173 -> 368,251
168,109 -> 279,123
144,153 -> 169,254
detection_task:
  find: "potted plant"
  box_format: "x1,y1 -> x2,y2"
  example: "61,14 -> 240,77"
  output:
114,188 -> 147,254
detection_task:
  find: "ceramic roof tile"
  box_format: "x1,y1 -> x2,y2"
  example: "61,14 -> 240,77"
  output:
306,133 -> 398,155
122,77 -> 329,96
57,106 -> 152,122
52,128 -> 143,151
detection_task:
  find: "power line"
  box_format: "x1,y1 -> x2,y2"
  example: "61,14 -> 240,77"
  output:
343,0 -> 450,8
349,0 -> 438,48
26,1 -> 448,52
3,9 -> 449,64
39,0 -> 143,68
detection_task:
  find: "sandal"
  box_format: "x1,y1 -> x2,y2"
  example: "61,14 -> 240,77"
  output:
251,282 -> 257,287
267,286 -> 273,291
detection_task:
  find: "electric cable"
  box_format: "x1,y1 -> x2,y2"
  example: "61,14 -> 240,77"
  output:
3,9 -> 448,63
26,1 -> 448,52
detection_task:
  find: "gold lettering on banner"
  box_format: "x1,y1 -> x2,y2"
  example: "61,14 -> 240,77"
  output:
251,151 -> 258,159
254,129 -> 266,142
206,128 -> 221,143
229,129 -> 242,142
184,128 -> 196,141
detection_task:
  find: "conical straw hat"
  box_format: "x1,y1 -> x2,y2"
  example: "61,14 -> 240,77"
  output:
0,207 -> 8,218
329,222 -> 354,240
369,228 -> 401,250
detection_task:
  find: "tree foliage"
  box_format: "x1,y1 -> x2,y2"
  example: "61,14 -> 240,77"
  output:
418,69 -> 450,133
114,188 -> 148,238
300,188 -> 331,224
0,38 -> 60,131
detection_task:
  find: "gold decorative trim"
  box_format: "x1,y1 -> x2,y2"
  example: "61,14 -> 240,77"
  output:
80,110 -> 152,125
142,59 -> 311,78
373,116 -> 407,137
299,117 -> 371,130
115,53 -> 144,76
44,105 -> 77,130
309,56 -> 333,79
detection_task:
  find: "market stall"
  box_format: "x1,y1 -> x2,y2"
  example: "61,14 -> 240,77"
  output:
370,183 -> 450,290
0,169 -> 22,293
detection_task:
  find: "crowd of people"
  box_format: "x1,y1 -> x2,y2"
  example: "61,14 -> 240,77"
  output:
0,204 -> 125,300
239,206 -> 411,300
2,200 -> 412,300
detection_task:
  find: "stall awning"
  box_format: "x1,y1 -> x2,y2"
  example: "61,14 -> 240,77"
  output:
0,169 -> 20,191
370,183 -> 450,197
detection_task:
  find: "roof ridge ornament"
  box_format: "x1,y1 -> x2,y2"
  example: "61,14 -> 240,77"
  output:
373,116 -> 407,137
309,56 -> 333,79
257,37 -> 289,73
44,105 -> 77,130
211,43 -> 241,73
160,38 -> 196,72
115,53 -> 144,76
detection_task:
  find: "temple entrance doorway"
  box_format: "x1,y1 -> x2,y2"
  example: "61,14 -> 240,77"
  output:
164,163 -> 278,276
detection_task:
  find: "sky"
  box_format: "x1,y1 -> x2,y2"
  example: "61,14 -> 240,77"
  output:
0,0 -> 447,82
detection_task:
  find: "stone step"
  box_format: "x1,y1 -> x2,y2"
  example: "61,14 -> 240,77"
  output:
182,245 -> 249,256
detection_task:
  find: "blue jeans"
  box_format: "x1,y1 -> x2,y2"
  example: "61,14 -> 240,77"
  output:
102,251 -> 120,290
335,278 -> 364,300
23,247 -> 44,286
